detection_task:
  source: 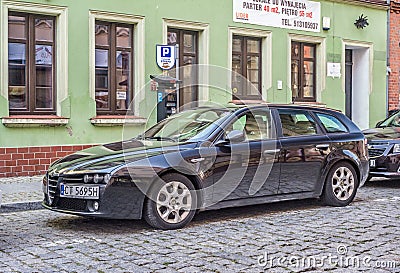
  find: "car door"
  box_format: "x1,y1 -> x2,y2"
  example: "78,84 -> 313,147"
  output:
277,109 -> 330,194
211,109 -> 281,203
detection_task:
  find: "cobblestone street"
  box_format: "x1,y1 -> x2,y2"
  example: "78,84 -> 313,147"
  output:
1,179 -> 400,273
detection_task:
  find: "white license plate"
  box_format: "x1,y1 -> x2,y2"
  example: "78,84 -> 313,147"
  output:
370,159 -> 376,167
60,184 -> 99,199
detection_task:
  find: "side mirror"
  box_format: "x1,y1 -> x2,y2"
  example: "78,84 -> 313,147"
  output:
215,130 -> 245,146
375,121 -> 383,127
226,130 -> 245,143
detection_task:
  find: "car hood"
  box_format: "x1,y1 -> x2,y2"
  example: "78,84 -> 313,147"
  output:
47,139 -> 198,175
363,127 -> 400,141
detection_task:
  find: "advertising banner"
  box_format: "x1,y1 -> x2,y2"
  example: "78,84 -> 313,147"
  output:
233,0 -> 321,33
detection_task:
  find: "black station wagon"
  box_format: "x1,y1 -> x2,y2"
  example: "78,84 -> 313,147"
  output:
42,104 -> 369,229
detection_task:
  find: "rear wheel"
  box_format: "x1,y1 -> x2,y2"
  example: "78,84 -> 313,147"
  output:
321,162 -> 358,206
143,173 -> 196,230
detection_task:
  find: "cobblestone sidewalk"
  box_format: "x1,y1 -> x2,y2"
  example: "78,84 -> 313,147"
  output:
0,175 -> 42,205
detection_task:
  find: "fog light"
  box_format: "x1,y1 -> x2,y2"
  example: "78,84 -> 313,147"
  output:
93,201 -> 99,211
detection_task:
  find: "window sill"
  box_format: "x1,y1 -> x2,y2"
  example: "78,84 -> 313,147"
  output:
2,115 -> 69,128
90,116 -> 147,127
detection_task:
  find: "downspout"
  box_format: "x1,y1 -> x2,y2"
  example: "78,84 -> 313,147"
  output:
387,0 -> 391,116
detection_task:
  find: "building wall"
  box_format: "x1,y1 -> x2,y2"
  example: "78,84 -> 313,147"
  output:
0,0 -> 389,176
389,1 -> 400,111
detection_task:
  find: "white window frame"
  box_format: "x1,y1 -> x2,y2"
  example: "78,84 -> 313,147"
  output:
228,27 -> 272,102
288,34 -> 326,103
89,10 -> 145,116
0,1 -> 68,116
162,19 -> 209,103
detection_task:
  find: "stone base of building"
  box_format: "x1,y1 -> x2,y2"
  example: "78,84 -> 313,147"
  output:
0,145 -> 95,178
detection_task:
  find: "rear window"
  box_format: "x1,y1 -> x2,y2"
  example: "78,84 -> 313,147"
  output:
316,113 -> 348,133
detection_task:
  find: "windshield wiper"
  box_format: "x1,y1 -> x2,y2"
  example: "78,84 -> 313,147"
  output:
144,136 -> 176,142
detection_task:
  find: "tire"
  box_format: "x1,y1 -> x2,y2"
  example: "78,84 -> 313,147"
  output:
143,173 -> 197,230
321,162 -> 359,206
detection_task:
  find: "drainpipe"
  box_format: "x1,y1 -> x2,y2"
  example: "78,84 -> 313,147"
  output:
387,0 -> 391,116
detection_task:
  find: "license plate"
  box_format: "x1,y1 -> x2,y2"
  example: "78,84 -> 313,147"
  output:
370,159 -> 376,167
60,184 -> 99,199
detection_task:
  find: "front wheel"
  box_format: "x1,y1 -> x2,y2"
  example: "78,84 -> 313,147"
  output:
321,162 -> 358,206
143,173 -> 197,230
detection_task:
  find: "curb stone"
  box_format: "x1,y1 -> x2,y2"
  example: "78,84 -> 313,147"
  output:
0,201 -> 43,213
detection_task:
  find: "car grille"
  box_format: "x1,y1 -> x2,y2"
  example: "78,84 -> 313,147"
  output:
62,176 -> 84,184
47,174 -> 59,205
56,198 -> 87,211
369,148 -> 386,158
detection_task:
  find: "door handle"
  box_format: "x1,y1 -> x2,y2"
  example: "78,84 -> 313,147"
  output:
315,144 -> 330,150
263,149 -> 280,155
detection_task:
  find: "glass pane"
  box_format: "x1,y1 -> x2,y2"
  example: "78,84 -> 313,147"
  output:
95,49 -> 109,68
167,31 -> 178,45
247,82 -> 259,96
8,43 -> 26,64
231,54 -> 242,95
116,51 -> 131,110
8,16 -> 26,40
316,113 -> 348,133
303,61 -> 314,98
35,45 -> 52,65
8,86 -> 27,109
247,56 -> 259,70
95,24 -> 109,46
249,70 -> 259,83
291,42 -> 299,58
183,33 -> 196,53
95,90 -> 109,109
9,65 -> 26,86
181,59 -> 197,108
96,48 -> 109,110
247,39 -> 260,54
116,26 -> 131,48
303,45 -> 314,58
279,110 -> 317,137
36,87 -> 52,109
35,18 -> 53,42
232,37 -> 242,52
291,60 -> 299,98
36,65 -> 52,87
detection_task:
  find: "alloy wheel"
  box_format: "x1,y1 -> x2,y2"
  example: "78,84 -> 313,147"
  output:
156,181 -> 192,224
331,166 -> 355,201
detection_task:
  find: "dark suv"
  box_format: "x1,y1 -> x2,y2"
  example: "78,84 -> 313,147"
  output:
43,104 -> 369,229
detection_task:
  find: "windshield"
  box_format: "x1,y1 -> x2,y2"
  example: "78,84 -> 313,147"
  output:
378,111 -> 400,128
142,108 -> 232,142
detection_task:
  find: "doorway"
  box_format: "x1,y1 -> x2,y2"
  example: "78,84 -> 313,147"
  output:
344,45 -> 370,130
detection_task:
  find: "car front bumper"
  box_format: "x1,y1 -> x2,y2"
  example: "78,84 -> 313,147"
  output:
369,152 -> 400,179
42,181 -> 146,219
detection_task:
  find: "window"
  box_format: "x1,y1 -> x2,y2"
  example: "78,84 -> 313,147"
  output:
167,28 -> 198,109
232,36 -> 262,100
316,113 -> 348,133
8,12 -> 56,114
227,111 -> 272,141
95,21 -> 133,115
291,42 -> 316,102
278,109 -> 318,137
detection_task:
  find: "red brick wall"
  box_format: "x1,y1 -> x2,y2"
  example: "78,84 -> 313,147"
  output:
389,2 -> 400,110
0,145 -> 95,178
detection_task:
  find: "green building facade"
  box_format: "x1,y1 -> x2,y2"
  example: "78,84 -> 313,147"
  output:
0,0 -> 388,176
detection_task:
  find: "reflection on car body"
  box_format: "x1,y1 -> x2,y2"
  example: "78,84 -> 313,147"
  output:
42,104 -> 369,229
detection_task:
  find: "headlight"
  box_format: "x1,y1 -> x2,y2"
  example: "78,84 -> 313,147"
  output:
84,174 -> 110,184
393,144 -> 400,153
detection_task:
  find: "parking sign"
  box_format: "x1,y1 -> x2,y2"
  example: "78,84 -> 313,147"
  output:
156,45 -> 176,70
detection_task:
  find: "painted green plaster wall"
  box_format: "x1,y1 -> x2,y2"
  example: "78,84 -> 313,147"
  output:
0,0 -> 388,147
